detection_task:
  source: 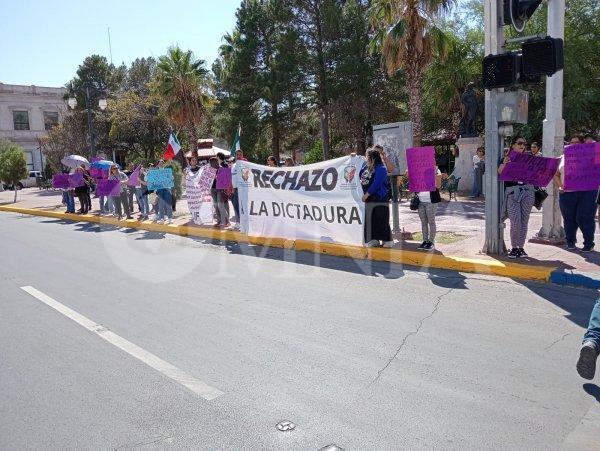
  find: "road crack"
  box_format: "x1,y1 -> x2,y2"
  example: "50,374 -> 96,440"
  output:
369,282 -> 460,387
544,332 -> 571,350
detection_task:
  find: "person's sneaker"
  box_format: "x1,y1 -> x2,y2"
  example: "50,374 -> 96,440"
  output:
165,219 -> 173,224
581,245 -> 595,253
365,240 -> 380,247
417,241 -> 428,250
507,248 -> 520,259
518,248 -> 528,257
576,341 -> 598,380
382,240 -> 394,248
566,242 -> 576,250
424,241 -> 435,251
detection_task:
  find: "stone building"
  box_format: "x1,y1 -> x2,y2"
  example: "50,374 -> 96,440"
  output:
0,82 -> 66,171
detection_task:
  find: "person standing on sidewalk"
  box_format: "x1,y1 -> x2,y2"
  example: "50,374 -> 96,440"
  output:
553,142 -> 597,252
577,298 -> 600,380
133,165 -> 150,220
74,166 -> 92,214
108,165 -> 132,220
153,160 -> 173,224
470,148 -> 484,198
230,150 -> 247,228
498,137 -> 535,259
415,169 -> 444,251
361,148 -> 393,248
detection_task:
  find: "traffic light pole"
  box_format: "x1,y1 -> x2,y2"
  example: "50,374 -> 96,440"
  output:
483,0 -> 507,255
537,0 -> 565,242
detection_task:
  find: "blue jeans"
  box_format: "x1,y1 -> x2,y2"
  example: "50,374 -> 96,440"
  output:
63,191 -> 75,213
583,298 -> 600,346
134,188 -> 149,216
470,169 -> 481,197
156,189 -> 172,220
559,191 -> 597,248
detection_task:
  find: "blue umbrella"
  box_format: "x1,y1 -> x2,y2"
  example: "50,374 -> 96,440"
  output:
91,160 -> 119,170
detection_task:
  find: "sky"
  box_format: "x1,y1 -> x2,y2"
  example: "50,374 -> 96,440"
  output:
0,0 -> 241,87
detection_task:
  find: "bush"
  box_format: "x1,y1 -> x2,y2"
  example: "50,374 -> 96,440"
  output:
0,140 -> 28,202
303,140 -> 324,165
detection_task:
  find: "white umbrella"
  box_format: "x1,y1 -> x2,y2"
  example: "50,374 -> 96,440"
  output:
61,155 -> 90,169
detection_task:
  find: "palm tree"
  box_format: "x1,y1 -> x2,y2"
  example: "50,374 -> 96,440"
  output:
370,0 -> 454,146
153,47 -> 208,156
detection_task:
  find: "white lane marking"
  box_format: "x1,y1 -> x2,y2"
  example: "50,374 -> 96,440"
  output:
20,286 -> 224,401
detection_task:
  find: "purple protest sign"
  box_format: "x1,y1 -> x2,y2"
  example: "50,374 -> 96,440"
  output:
216,167 -> 232,190
499,152 -> 560,186
52,174 -> 70,189
96,179 -> 121,197
127,165 -> 141,187
68,172 -> 85,188
564,143 -> 600,191
406,146 -> 436,192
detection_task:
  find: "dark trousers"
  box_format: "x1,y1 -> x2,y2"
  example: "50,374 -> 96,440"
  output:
559,190 -> 597,248
364,199 -> 392,242
76,190 -> 91,213
111,192 -> 131,218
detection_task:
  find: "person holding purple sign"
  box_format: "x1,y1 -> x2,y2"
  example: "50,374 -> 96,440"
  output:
74,166 -> 92,214
108,165 -> 132,220
414,168 -> 444,251
498,137 -> 535,259
554,138 -> 598,252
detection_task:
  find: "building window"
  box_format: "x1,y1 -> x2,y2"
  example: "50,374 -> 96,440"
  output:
24,151 -> 34,171
13,110 -> 30,130
44,111 -> 59,130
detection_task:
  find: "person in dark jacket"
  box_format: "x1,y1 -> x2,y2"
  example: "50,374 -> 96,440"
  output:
74,165 -> 92,214
361,148 -> 393,247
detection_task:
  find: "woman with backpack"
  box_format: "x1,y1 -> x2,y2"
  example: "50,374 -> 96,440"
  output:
360,148 -> 393,248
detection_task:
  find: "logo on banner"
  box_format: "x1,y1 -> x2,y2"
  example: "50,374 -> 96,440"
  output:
241,167 -> 251,182
340,164 -> 358,190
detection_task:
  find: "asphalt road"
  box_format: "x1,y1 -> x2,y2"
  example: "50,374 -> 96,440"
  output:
0,212 -> 599,450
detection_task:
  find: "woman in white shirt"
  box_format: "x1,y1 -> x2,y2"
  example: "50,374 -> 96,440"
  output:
416,168 -> 444,251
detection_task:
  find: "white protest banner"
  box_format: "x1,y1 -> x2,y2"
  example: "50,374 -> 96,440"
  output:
186,165 -> 217,225
235,156 -> 366,246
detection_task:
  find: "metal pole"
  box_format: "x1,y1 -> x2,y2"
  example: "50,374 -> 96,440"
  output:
85,86 -> 96,158
537,0 -> 565,242
483,0 -> 506,254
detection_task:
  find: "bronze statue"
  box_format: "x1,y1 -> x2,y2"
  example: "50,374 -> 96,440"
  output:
458,82 -> 478,138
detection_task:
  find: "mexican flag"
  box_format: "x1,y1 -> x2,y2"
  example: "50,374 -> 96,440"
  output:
163,133 -> 182,160
230,124 -> 241,153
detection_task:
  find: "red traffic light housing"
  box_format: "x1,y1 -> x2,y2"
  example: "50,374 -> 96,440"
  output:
503,0 -> 543,32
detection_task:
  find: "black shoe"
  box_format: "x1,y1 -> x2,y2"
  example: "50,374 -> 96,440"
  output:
518,248 -> 528,257
577,341 -> 598,380
566,242 -> 576,250
507,248 -> 520,259
417,241 -> 427,250
581,245 -> 595,253
424,241 -> 435,251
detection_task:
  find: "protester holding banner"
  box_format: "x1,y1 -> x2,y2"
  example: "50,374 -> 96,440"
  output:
152,160 -> 174,224
498,137 -> 535,258
361,148 -> 393,247
211,154 -> 230,227
74,166 -> 92,214
554,143 -> 598,252
108,165 -> 132,220
230,150 -> 247,225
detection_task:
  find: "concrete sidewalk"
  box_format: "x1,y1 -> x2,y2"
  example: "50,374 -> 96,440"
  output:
1,187 -> 598,287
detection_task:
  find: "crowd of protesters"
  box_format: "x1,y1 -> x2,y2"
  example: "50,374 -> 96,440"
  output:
59,135 -> 598,256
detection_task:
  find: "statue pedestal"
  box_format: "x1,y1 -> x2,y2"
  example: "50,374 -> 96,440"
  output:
452,137 -> 484,194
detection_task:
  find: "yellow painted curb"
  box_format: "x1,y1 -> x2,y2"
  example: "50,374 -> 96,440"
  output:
0,205 -> 556,282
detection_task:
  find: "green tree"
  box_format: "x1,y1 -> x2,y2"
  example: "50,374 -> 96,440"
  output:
153,47 -> 209,157
370,0 -> 455,146
0,141 -> 28,203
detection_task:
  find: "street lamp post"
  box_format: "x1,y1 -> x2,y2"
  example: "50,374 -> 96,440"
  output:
67,83 -> 107,158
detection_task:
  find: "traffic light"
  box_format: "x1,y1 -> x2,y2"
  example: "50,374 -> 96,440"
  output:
504,0 -> 543,32
521,37 -> 564,76
482,52 -> 519,89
